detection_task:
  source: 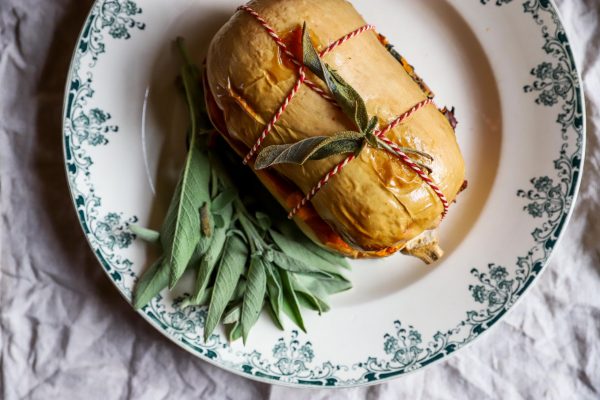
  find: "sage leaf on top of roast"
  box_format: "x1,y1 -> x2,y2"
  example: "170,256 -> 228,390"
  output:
130,0 -> 466,342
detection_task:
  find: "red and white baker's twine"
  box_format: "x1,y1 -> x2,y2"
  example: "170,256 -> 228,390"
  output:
238,4 -> 449,218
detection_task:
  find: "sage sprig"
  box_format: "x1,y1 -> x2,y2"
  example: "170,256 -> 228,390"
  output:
160,39 -> 213,289
203,234 -> 248,341
240,257 -> 267,341
129,225 -> 160,244
133,256 -> 167,310
255,132 -> 364,170
254,23 -> 433,172
131,38 -> 352,343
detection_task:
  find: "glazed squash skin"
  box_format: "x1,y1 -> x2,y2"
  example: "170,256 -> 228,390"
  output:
205,0 -> 466,256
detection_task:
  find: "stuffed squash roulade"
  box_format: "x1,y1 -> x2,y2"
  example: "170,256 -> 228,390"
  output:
204,0 -> 466,261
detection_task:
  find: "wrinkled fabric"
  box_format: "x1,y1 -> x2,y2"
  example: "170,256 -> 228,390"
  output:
1,0 -> 599,399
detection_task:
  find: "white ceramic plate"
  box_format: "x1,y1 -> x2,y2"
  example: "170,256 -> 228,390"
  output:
63,0 -> 585,387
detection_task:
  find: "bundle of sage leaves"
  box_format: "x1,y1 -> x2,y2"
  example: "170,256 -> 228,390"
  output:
130,38 -> 352,343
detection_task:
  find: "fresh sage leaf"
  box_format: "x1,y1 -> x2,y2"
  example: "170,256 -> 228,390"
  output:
280,270 -> 306,332
211,188 -> 237,213
237,213 -> 264,252
222,303 -> 242,325
298,273 -> 353,295
301,22 -> 323,77
210,168 -> 219,198
130,225 -> 160,244
364,116 -> 380,147
134,199 -> 215,306
296,292 -> 330,314
186,234 -> 213,272
208,151 -> 234,189
327,69 -> 370,133
303,259 -> 349,277
271,250 -> 332,278
305,242 -> 351,269
232,278 -> 247,301
296,294 -> 319,312
163,38 -> 215,289
193,230 -> 214,264
275,222 -> 351,269
302,24 -> 369,132
213,202 -> 234,230
188,204 -> 223,273
270,230 -> 347,275
133,256 -> 167,310
265,264 -> 285,330
213,214 -> 225,229
228,322 -> 243,342
292,275 -> 330,314
179,286 -> 213,309
294,274 -> 329,298
322,276 -> 352,295
254,131 -> 363,170
323,270 -> 352,284
265,303 -> 284,331
161,141 -> 211,289
241,257 -> 267,342
228,229 -> 247,243
255,212 -> 272,232
204,234 -> 248,341
187,204 -> 232,305
187,226 -> 228,306
176,37 -> 212,134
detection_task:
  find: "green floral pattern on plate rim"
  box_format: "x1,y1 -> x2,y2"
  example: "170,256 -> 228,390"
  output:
62,0 -> 585,387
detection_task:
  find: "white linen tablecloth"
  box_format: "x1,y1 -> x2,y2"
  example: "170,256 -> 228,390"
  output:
1,0 -> 599,398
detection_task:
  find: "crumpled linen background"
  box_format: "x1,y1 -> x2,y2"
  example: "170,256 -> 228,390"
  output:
1,0 -> 599,398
